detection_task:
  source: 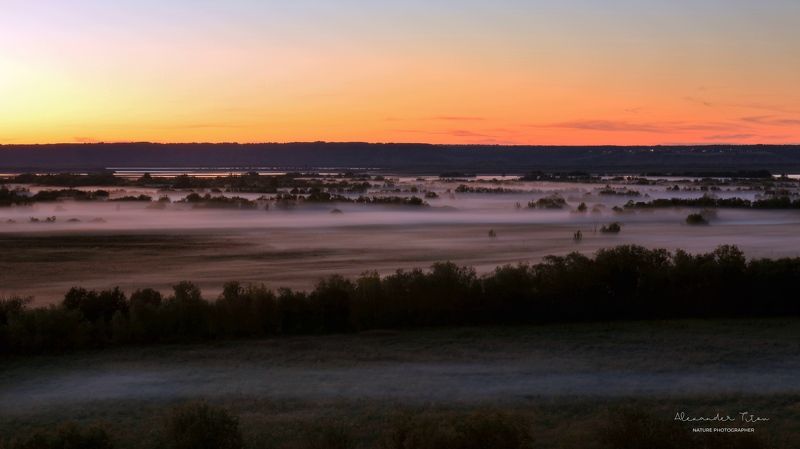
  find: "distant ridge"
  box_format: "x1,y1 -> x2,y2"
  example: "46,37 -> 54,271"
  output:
2,142 -> 800,174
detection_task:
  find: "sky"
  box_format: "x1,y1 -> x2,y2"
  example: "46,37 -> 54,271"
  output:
1,0 -> 799,145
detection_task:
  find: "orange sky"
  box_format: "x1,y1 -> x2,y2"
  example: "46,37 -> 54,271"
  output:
1,1 -> 799,145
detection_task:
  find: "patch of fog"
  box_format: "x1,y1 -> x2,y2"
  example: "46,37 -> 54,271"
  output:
2,196 -> 799,234
2,360 -> 800,412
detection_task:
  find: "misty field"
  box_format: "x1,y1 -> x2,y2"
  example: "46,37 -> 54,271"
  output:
3,173 -> 800,447
4,173 -> 800,303
2,319 -> 799,448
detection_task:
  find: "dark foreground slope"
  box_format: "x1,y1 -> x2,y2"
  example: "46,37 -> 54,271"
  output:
3,142 -> 800,173
1,320 -> 797,448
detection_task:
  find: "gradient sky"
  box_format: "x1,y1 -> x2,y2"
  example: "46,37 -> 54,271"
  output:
1,0 -> 799,145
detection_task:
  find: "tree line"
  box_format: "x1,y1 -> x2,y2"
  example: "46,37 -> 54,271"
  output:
3,172 -> 373,192
624,195 -> 800,209
2,245 -> 799,354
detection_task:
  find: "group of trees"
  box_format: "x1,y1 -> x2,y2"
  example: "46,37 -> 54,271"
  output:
0,187 -> 114,206
2,245 -> 799,354
527,195 -> 567,209
3,172 -> 378,195
180,193 -> 259,209
599,222 -> 622,233
2,187 -> 429,211
597,186 -> 641,196
625,195 -> 800,210
269,192 -> 428,207
454,185 -> 515,194
354,195 -> 427,206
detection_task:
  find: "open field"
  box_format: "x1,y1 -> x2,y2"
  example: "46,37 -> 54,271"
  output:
5,172 -> 800,304
1,319 -> 798,447
4,212 -> 800,304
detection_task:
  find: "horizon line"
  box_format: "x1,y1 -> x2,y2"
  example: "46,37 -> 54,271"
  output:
2,141 -> 799,148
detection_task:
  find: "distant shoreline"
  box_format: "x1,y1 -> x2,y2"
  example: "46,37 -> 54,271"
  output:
3,142 -> 800,173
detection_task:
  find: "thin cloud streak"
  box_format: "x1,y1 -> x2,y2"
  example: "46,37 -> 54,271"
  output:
431,116 -> 486,121
741,116 -> 800,126
532,120 -> 744,134
705,134 -> 755,141
685,97 -> 800,115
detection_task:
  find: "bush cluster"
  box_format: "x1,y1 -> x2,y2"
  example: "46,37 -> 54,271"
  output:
685,213 -> 709,225
527,195 -> 567,209
2,245 -> 800,354
600,222 -> 622,233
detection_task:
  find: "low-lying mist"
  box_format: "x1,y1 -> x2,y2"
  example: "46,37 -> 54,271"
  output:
3,178 -> 800,304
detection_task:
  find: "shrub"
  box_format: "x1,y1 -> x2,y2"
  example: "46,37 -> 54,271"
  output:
527,195 -> 567,209
685,213 -> 709,225
162,402 -> 243,449
600,222 -> 622,233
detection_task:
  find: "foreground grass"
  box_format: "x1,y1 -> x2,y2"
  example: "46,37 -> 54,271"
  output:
1,396 -> 794,449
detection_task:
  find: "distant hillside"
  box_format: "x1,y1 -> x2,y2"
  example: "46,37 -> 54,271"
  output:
2,142 -> 800,174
